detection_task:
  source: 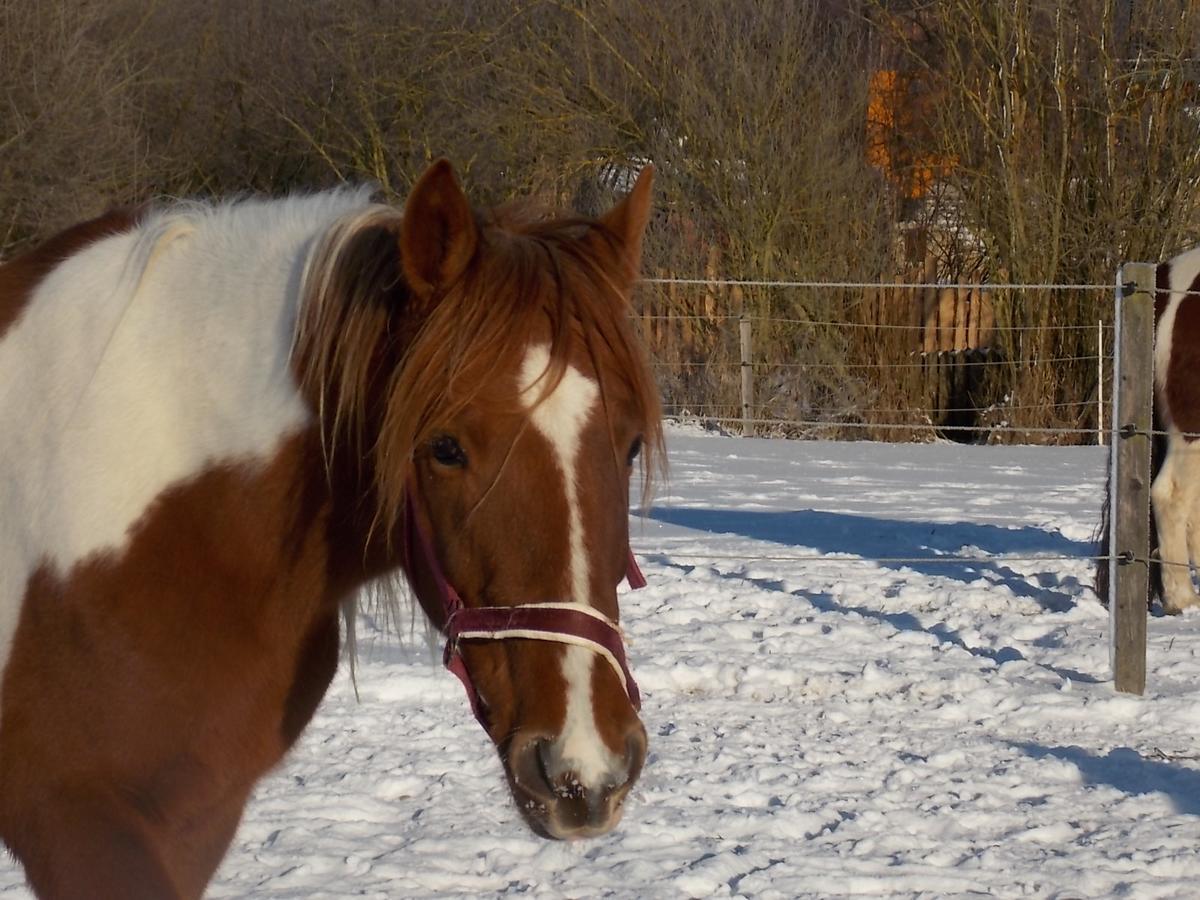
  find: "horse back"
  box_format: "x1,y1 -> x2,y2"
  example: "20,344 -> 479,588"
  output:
0,194 -> 376,897
0,209 -> 144,340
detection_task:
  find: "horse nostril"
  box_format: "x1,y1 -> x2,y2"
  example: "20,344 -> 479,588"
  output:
536,741 -> 555,779
537,741 -> 588,802
509,734 -> 557,805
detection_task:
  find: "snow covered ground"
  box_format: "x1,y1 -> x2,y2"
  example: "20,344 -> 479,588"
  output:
4,427 -> 1200,898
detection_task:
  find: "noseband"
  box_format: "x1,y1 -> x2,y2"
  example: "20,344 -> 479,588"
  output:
401,480 -> 644,730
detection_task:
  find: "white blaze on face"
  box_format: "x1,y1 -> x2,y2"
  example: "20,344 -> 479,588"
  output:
518,344 -> 623,788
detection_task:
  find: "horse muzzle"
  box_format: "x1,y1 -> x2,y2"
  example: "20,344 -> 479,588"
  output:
505,723 -> 648,840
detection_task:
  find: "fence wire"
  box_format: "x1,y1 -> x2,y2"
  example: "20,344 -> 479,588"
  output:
635,550 -> 1107,565
639,314 -> 1107,332
656,355 -> 1108,370
632,550 -> 1186,572
665,399 -> 1101,414
644,276 -> 1116,292
666,414 -> 1106,438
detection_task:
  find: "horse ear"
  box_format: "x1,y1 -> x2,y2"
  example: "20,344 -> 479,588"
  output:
400,159 -> 479,299
599,165 -> 654,285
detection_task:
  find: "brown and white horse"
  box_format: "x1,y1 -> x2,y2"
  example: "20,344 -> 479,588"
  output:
1098,245 -> 1200,614
1147,246 -> 1200,613
0,160 -> 663,898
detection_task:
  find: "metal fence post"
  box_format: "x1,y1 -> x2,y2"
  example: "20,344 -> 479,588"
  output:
1109,262 -> 1154,695
739,316 -> 753,435
1098,320 -> 1105,446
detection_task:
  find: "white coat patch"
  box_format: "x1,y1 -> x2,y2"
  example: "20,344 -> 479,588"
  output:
518,345 -> 623,787
0,188 -> 376,727
1154,245 -> 1200,409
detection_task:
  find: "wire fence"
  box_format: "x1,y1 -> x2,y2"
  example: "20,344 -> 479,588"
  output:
656,354 -> 1108,369
644,276 -> 1117,291
636,274 -> 1116,446
660,415 -> 1110,438
631,548 -> 1182,575
635,550 -> 1115,566
640,314 -> 1106,332
632,273 -> 1136,586
638,267 -> 1197,686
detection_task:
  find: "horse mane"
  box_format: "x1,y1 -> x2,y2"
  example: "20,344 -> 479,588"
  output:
293,196 -> 664,552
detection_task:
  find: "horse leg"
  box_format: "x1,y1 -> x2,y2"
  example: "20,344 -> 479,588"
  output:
1150,435 -> 1200,614
7,786 -> 183,900
1177,439 -> 1200,613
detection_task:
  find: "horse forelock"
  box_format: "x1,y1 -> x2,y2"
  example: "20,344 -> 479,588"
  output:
295,201 -> 664,553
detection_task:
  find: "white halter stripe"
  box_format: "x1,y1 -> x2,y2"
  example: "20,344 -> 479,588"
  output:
450,602 -> 632,698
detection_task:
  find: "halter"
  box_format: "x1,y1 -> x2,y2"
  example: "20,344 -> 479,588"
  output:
401,479 -> 645,729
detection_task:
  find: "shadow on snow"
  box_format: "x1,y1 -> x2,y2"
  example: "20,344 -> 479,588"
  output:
642,505 -> 1092,611
640,505 -> 1102,684
1011,742 -> 1200,816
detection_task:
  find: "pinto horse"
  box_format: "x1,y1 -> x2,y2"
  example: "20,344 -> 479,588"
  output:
1097,245 -> 1200,614
0,160 -> 663,898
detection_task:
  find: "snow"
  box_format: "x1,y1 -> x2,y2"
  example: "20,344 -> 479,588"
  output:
5,426 -> 1200,898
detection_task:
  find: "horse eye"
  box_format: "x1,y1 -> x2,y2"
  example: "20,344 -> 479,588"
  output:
627,436 -> 643,466
430,435 -> 467,468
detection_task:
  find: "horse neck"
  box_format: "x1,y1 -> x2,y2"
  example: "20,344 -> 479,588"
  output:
321,447 -> 406,587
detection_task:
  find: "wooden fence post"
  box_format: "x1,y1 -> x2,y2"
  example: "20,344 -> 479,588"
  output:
739,316 -> 753,435
1109,262 -> 1154,695
1098,320 -> 1105,446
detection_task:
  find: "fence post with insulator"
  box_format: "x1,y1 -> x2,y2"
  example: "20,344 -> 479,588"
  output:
739,316 -> 753,435
1109,262 -> 1154,695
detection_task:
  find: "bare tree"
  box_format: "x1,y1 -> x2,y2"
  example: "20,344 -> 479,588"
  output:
0,0 -> 143,248
7,0 -> 1198,443
871,0 -> 1200,438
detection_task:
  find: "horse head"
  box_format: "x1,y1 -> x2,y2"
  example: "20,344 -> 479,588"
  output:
299,160 -> 663,839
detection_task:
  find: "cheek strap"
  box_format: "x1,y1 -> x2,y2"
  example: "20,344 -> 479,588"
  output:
445,601 -> 640,720
401,481 -> 645,731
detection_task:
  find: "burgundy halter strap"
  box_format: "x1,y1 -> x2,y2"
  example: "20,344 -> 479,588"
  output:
401,481 -> 645,729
